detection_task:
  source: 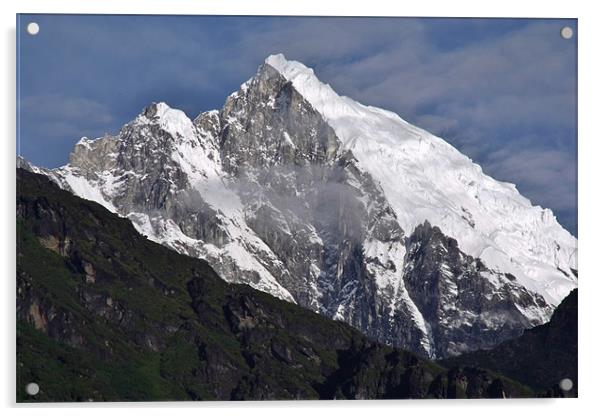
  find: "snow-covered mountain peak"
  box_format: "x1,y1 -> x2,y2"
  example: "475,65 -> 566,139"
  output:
264,53 -> 576,305
265,53 -> 315,78
141,101 -> 182,119
265,54 -> 406,128
135,101 -> 197,141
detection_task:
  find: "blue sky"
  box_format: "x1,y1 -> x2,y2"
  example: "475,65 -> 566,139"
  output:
16,15 -> 577,235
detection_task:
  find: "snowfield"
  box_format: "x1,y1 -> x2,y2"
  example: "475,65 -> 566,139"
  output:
266,53 -> 577,306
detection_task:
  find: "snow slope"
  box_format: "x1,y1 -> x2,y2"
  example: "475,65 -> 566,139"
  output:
265,54 -> 577,305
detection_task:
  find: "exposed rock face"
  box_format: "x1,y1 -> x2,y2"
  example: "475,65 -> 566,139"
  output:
403,222 -> 549,357
216,63 -> 434,354
24,56 -> 574,358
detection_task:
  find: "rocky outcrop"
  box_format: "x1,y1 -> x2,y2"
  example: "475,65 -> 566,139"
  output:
403,221 -> 551,357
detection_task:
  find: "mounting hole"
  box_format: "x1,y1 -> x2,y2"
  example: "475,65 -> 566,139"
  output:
25,382 -> 40,396
560,26 -> 573,40
559,378 -> 573,391
26,22 -> 40,36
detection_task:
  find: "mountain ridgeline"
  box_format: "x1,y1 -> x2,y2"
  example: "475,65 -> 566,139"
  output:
23,54 -> 577,360
17,169 -> 543,401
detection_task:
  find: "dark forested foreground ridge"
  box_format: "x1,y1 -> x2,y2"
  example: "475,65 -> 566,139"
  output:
16,169 -> 576,401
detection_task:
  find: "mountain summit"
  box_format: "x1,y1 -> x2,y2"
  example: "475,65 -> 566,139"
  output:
25,54 -> 577,358
265,54 -> 576,305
